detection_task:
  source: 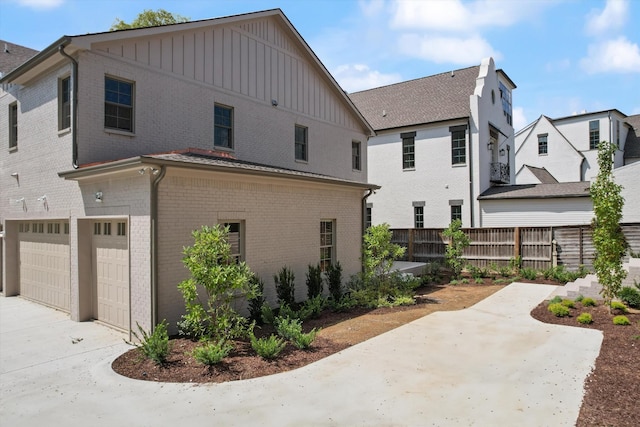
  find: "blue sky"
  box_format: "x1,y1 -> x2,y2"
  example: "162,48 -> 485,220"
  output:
1,0 -> 638,130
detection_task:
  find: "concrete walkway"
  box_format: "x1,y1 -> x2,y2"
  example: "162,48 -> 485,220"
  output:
0,283 -> 602,427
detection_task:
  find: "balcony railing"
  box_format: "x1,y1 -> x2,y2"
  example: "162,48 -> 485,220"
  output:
490,162 -> 510,184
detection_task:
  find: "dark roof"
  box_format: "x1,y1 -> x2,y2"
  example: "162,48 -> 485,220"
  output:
478,182 -> 591,200
522,165 -> 559,184
0,40 -> 38,75
624,114 -> 640,160
348,65 -> 479,131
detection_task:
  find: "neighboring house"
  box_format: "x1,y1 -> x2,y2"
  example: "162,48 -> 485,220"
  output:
0,9 -> 376,336
0,40 -> 38,76
624,114 -> 640,165
350,57 -> 516,229
514,109 -> 630,184
613,162 -> 640,224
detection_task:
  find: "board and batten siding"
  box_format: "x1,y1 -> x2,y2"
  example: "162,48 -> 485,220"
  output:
93,17 -> 357,130
480,198 -> 594,227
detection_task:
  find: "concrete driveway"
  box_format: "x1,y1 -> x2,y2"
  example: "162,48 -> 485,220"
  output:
0,283 -> 602,427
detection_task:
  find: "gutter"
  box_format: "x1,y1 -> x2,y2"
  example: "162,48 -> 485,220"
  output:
361,188 -> 374,273
0,36 -> 71,84
150,166 -> 167,329
467,118 -> 475,227
58,44 -> 79,168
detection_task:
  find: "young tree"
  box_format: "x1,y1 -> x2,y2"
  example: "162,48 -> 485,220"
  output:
590,140 -> 627,311
442,219 -> 470,279
110,9 -> 189,31
363,223 -> 405,281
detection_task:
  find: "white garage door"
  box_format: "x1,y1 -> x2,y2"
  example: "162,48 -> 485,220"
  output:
92,220 -> 130,331
19,221 -> 70,312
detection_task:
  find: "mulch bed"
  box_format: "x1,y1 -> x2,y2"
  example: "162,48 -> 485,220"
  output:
531,302 -> 640,427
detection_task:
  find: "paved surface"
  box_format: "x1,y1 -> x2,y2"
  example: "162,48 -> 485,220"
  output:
0,283 -> 603,427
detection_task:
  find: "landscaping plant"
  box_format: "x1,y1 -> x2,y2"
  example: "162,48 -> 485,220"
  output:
250,333 -> 287,360
590,139 -> 627,311
362,223 -> 405,282
612,315 -> 631,326
617,284 -> 640,309
274,316 -> 318,349
247,274 -> 266,324
306,263 -> 323,299
609,301 -> 628,313
274,266 -> 296,307
325,261 -> 343,301
548,303 -> 570,317
442,219 -> 470,279
581,297 -> 597,307
577,313 -> 593,324
131,320 -> 170,365
192,340 -> 233,365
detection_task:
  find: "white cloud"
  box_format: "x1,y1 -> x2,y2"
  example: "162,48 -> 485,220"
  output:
512,107 -> 528,132
580,37 -> 640,74
398,34 -> 501,64
359,0 -> 386,18
333,64 -> 402,93
545,58 -> 571,73
14,0 -> 63,9
585,0 -> 629,36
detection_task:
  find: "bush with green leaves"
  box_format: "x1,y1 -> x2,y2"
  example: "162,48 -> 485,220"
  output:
192,340 -> 233,365
612,315 -> 631,325
247,274 -> 266,324
521,267 -> 538,280
420,262 -> 443,285
442,220 -> 470,279
582,297 -> 597,307
574,294 -> 584,302
250,333 -> 286,359
577,313 -> 593,324
325,261 -> 343,301
260,303 -> 275,325
306,264 -> 323,300
549,295 -> 563,304
177,225 -> 256,341
548,303 -> 570,317
274,316 -> 318,349
362,223 -> 405,282
297,295 -> 326,320
508,256 -> 522,272
617,285 -> 640,309
561,299 -> 575,308
274,266 -> 296,307
131,320 -> 170,365
609,301 -> 628,313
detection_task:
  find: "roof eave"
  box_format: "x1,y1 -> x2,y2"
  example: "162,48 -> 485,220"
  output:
0,36 -> 72,85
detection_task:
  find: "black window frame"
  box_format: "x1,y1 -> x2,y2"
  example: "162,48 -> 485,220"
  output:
59,76 -> 71,130
451,128 -> 466,165
589,120 -> 599,150
414,206 -> 424,228
214,104 -> 233,149
104,76 -> 134,132
9,102 -> 18,150
538,134 -> 548,155
295,125 -> 308,161
451,205 -> 462,222
352,140 -> 361,171
402,132 -> 415,170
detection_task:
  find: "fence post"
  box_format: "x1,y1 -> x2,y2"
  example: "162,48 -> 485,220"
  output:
579,226 -> 584,265
408,229 -> 414,262
552,239 -> 558,267
514,227 -> 520,261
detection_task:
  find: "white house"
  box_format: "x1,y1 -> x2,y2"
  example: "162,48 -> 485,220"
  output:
515,109 -> 631,184
0,9 -> 376,335
349,57 -> 516,229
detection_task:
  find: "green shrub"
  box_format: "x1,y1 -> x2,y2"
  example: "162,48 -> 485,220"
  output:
325,261 -> 343,301
508,256 -> 522,272
363,224 -> 405,281
576,313 -> 593,324
474,278 -> 484,284
420,261 -> 443,284
574,294 -> 584,302
449,279 -> 459,286
274,316 -> 318,349
250,334 -> 286,359
561,299 -> 575,308
247,274 -> 266,324
549,295 -> 562,304
521,267 -> 538,280
297,295 -> 326,320
460,278 -> 470,284
609,301 -> 628,313
442,219 -> 470,279
498,265 -> 513,277
582,297 -> 597,307
277,303 -> 299,320
468,265 -> 490,280
612,315 -> 631,325
329,295 -> 358,312
617,286 -> 640,308
192,340 -> 233,365
274,266 -> 296,307
290,329 -> 318,350
306,264 -> 323,300
131,320 -> 170,365
548,303 -> 570,317
260,303 -> 275,325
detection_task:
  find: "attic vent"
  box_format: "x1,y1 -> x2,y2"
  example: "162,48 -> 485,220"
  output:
451,70 -> 454,77
382,110 -> 387,117
4,43 -> 8,53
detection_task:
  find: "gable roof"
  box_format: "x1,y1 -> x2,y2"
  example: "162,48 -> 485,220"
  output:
348,65 -> 480,131
515,115 -> 584,159
0,40 -> 38,76
521,165 -> 559,184
478,182 -> 591,200
624,114 -> 640,160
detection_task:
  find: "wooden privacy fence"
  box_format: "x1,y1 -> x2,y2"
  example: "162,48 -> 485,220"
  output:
391,223 -> 640,271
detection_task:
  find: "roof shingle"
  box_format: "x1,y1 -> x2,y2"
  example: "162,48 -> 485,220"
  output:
478,182 -> 591,200
0,40 -> 38,76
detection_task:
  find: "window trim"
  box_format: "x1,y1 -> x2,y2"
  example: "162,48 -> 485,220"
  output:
320,220 -> 335,271
9,102 -> 18,150
538,133 -> 548,155
104,76 -> 134,133
414,206 -> 424,228
451,205 -> 462,222
58,75 -> 71,131
401,132 -> 416,170
450,127 -> 466,165
214,104 -> 234,150
295,124 -> 308,162
589,120 -> 599,150
352,140 -> 361,171
223,221 -> 244,263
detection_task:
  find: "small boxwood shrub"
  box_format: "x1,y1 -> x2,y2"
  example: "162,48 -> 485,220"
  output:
609,301 -> 628,313
548,303 -> 570,317
612,315 -> 631,325
576,313 -> 593,324
581,297 -> 596,307
549,296 -> 563,304
618,286 -> 640,308
561,299 -> 575,308
574,294 -> 584,302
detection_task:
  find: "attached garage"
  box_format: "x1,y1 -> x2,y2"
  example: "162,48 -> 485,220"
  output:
18,221 -> 70,312
92,220 -> 130,331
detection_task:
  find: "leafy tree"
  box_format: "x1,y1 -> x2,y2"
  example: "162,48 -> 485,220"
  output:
110,9 -> 189,31
362,223 -> 405,281
590,140 -> 627,311
177,225 -> 256,341
442,219 -> 470,279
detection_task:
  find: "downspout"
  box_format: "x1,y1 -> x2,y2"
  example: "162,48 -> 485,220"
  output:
150,166 -> 167,329
58,45 -> 79,169
467,118 -> 475,227
361,188 -> 374,273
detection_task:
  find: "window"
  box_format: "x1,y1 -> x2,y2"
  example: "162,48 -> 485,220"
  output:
214,104 -> 233,149
589,120 -> 599,150
37,223 -> 44,233
105,77 -> 133,132
117,222 -> 126,236
451,128 -> 466,165
538,134 -> 548,155
295,125 -> 308,161
414,206 -> 424,228
499,81 -> 512,125
320,220 -> 335,271
54,223 -> 60,234
451,205 -> 462,222
352,141 -> 361,170
64,223 -> 69,234
103,222 -> 112,236
402,132 -> 415,169
59,76 -> 71,130
9,102 -> 18,149
94,222 -> 101,235
47,223 -> 53,234
222,222 -> 243,263
365,204 -> 372,229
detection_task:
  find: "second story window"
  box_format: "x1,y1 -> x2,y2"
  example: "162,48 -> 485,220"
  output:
352,141 -> 361,170
59,76 -> 71,130
538,134 -> 548,155
105,76 -> 134,132
295,125 -> 308,161
9,102 -> 18,150
401,132 -> 415,169
589,120 -> 599,150
214,104 -> 233,149
451,128 -> 466,165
